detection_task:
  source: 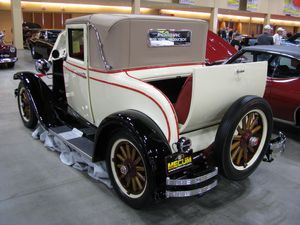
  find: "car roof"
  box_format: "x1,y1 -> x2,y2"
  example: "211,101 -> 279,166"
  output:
65,13 -> 208,71
66,14 -> 205,28
242,45 -> 300,60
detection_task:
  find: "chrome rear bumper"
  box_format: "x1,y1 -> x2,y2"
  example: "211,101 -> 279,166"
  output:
270,131 -> 286,152
264,131 -> 287,162
165,167 -> 218,198
0,57 -> 18,64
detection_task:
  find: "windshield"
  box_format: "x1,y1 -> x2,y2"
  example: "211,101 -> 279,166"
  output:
48,30 -> 66,61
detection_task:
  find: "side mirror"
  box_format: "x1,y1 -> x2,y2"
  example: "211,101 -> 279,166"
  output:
35,59 -> 51,74
51,49 -> 60,59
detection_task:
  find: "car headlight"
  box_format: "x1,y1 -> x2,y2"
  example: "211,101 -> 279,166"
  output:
10,47 -> 16,53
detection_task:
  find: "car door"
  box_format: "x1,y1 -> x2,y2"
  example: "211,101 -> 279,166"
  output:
267,55 -> 300,122
63,24 -> 94,123
180,61 -> 268,133
228,50 -> 273,98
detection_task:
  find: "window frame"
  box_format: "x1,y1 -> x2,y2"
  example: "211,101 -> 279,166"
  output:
66,24 -> 87,67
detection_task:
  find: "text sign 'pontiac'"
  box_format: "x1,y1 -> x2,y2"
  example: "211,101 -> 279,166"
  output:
148,29 -> 191,47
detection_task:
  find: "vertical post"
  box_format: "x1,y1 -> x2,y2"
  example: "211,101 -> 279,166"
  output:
264,13 -> 271,26
131,0 -> 140,15
248,17 -> 252,36
209,7 -> 218,33
239,0 -> 247,10
11,0 -> 24,49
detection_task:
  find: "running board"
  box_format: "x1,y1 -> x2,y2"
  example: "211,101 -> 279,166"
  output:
49,126 -> 94,160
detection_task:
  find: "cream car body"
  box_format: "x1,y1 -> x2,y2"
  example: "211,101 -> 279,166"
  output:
62,15 -> 267,153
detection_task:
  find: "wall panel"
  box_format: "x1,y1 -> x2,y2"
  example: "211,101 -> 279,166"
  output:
43,13 -> 53,29
0,11 -> 12,43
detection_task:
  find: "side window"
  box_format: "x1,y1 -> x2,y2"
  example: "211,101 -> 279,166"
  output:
271,56 -> 300,78
253,53 -> 273,77
68,29 -> 84,61
231,51 -> 254,64
231,51 -> 272,64
254,53 -> 272,62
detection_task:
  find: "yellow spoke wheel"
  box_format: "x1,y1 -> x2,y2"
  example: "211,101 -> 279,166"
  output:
112,140 -> 147,196
106,129 -> 154,209
17,82 -> 37,128
215,96 -> 272,181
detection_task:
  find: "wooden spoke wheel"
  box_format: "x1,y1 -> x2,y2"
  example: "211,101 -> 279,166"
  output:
111,139 -> 147,197
17,82 -> 37,129
106,129 -> 154,208
215,96 -> 272,180
230,110 -> 267,170
19,86 -> 31,123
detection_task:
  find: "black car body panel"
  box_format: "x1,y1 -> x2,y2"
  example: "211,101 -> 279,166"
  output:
94,110 -> 172,198
13,71 -> 60,127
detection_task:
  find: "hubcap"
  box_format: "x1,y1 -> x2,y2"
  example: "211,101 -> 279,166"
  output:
230,110 -> 266,169
120,165 -> 128,175
249,137 -> 259,147
111,140 -> 147,197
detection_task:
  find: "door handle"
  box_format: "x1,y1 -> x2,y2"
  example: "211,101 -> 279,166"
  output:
236,69 -> 245,74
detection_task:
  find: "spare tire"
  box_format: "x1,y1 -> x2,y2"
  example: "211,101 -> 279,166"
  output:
215,95 -> 273,180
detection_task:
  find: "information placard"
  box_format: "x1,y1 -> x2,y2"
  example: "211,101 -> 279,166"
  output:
148,29 -> 191,47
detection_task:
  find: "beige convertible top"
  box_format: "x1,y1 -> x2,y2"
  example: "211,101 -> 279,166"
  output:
66,14 -> 208,70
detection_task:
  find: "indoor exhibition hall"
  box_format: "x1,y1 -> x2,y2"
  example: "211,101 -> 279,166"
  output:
0,0 -> 299,224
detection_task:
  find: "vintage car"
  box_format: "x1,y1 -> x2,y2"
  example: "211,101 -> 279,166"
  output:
22,21 -> 42,48
0,32 -> 17,68
14,14 -> 281,208
281,32 -> 300,46
28,29 -> 62,59
226,45 -> 300,126
241,35 -> 257,47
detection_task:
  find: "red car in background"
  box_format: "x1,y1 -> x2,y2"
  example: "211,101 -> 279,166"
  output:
226,45 -> 300,126
206,30 -> 237,65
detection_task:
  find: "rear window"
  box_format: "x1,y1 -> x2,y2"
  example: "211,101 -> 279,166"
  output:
68,29 -> 84,61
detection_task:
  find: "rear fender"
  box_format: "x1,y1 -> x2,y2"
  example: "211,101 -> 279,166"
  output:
93,110 -> 172,199
13,71 -> 58,127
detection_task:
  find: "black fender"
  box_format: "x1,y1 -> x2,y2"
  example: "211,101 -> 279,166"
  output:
93,110 -> 172,199
13,71 -> 59,128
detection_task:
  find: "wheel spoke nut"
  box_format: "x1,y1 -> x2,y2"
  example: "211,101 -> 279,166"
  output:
120,165 -> 128,175
249,137 -> 259,147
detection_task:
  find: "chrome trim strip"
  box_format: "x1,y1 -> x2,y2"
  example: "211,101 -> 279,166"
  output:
294,106 -> 300,125
166,180 -> 217,198
273,117 -> 296,126
48,129 -> 92,160
166,167 -> 218,186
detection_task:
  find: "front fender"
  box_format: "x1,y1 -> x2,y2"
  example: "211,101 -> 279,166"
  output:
14,71 -> 58,127
94,110 -> 172,199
